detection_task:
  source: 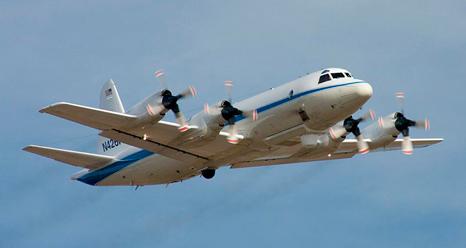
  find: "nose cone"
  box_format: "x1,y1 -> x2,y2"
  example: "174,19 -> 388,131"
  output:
356,82 -> 373,102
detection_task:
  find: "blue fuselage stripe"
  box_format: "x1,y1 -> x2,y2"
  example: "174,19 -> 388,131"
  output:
234,81 -> 364,122
77,150 -> 153,185
79,81 -> 365,185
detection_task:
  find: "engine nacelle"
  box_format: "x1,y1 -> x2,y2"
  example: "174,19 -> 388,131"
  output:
362,113 -> 400,148
127,93 -> 166,128
176,111 -> 224,147
300,133 -> 330,149
299,133 -> 342,157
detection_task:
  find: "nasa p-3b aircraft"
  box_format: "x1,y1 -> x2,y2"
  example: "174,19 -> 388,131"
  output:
24,68 -> 443,186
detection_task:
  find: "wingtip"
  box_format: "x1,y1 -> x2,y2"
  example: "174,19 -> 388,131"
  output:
39,102 -> 71,113
427,138 -> 444,145
22,145 -> 39,153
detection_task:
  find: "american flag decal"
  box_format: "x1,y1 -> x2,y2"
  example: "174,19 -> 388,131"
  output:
105,88 -> 112,97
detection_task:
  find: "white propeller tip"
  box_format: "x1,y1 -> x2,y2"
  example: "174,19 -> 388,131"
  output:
369,109 -> 376,120
329,128 -> 337,140
154,70 -> 165,78
189,86 -> 197,97
395,91 -> 405,99
227,138 -> 239,144
224,80 -> 233,87
178,125 -> 189,133
252,110 -> 258,121
403,150 -> 413,155
425,119 -> 430,130
378,117 -> 384,128
146,104 -> 156,116
204,103 -> 210,114
359,148 -> 370,155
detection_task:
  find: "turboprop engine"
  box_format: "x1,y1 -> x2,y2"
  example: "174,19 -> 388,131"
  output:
126,86 -> 196,131
362,92 -> 430,155
362,112 -> 429,154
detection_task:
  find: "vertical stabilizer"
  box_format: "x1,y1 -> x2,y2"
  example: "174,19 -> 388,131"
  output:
97,79 -> 129,156
100,79 -> 125,113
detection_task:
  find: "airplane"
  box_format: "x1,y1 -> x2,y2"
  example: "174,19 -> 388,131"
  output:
23,68 -> 443,186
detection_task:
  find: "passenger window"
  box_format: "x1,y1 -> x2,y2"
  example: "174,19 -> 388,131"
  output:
318,74 -> 331,84
345,72 -> 352,77
331,72 -> 345,79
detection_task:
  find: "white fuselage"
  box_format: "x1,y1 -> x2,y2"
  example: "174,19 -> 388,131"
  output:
78,68 -> 373,186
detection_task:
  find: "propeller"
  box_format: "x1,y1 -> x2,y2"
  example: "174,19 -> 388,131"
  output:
329,110 -> 375,154
395,91 -> 405,114
394,112 -> 430,155
204,80 -> 258,144
381,92 -> 430,155
149,69 -> 197,132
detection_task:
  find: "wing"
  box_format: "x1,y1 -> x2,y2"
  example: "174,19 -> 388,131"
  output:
231,138 -> 443,169
40,102 -> 208,163
40,102 -> 137,129
341,138 -> 444,153
23,145 -> 114,169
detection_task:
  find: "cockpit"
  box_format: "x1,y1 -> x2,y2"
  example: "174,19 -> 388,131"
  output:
318,69 -> 353,84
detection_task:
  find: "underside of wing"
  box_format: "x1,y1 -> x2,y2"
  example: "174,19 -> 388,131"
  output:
231,137 -> 443,169
99,129 -> 208,163
374,138 -> 443,151
336,138 -> 443,153
231,152 -> 354,168
40,102 -> 209,163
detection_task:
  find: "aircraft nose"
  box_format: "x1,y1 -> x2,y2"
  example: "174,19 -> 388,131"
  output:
355,82 -> 373,101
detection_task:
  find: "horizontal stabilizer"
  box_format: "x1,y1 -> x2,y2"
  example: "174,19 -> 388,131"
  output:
23,145 -> 115,169
40,102 -> 137,130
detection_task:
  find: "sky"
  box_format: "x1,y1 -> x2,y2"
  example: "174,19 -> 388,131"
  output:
1,0 -> 465,247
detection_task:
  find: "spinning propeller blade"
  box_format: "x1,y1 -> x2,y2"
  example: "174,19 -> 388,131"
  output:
402,136 -> 413,155
391,92 -> 429,155
202,80 -> 258,144
224,80 -> 233,102
396,91 -> 405,114
149,69 -> 197,132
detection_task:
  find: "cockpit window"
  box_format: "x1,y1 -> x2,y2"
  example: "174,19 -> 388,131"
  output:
318,74 -> 331,84
345,72 -> 352,77
331,72 -> 345,79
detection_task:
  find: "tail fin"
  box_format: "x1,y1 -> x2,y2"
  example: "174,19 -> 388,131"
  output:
97,79 -> 130,156
100,79 -> 125,113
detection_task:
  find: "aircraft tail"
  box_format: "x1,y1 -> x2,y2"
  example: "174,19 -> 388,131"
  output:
23,145 -> 114,170
100,79 -> 125,113
97,79 -> 130,156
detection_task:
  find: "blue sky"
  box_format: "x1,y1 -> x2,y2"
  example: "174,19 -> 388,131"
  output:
1,0 -> 465,247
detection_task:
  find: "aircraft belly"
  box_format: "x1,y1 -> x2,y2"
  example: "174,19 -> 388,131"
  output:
96,154 -> 203,186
